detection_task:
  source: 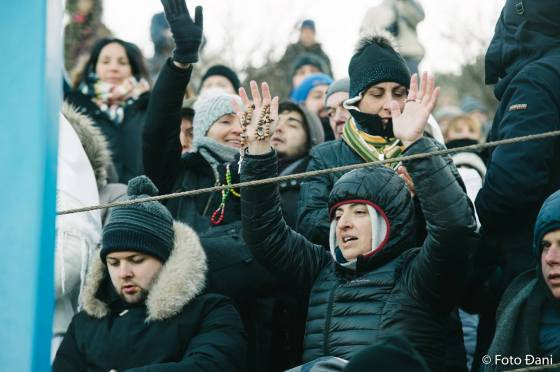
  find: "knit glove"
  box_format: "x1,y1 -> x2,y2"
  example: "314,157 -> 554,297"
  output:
161,0 -> 203,64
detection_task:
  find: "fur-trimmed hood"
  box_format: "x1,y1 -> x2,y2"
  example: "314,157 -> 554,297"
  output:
81,222 -> 207,322
61,101 -> 112,189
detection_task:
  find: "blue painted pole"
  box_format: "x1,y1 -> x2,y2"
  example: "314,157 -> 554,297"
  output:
0,0 -> 61,371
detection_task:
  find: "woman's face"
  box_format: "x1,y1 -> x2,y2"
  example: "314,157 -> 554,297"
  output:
357,82 -> 407,123
95,42 -> 133,86
206,113 -> 242,148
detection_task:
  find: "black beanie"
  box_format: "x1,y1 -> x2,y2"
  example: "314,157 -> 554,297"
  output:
291,53 -> 328,77
348,35 -> 411,100
101,176 -> 174,264
201,64 -> 241,93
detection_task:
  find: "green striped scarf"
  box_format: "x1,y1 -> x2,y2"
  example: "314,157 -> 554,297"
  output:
342,118 -> 404,169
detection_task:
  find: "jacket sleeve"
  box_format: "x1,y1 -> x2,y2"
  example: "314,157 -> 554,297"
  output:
295,146 -> 332,248
142,58 -> 193,195
403,137 -> 479,311
475,67 -> 560,233
241,150 -> 331,292
52,317 -> 88,372
125,297 -> 247,372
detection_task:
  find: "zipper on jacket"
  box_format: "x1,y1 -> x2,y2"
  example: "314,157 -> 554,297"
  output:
322,284 -> 338,356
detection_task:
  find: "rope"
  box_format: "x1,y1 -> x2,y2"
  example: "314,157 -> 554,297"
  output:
58,130 -> 560,215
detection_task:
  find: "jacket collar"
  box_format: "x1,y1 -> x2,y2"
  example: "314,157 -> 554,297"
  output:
82,222 -> 207,322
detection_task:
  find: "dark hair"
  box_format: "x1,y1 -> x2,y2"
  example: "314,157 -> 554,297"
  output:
279,102 -> 307,125
75,38 -> 150,87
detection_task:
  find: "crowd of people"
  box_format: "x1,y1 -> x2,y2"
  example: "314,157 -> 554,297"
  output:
52,0 -> 560,371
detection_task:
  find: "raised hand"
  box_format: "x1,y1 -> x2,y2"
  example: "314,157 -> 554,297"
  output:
232,81 -> 279,157
161,0 -> 203,64
390,72 -> 440,148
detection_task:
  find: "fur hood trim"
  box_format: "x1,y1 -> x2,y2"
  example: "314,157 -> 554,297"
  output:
81,222 -> 208,321
61,101 -> 112,189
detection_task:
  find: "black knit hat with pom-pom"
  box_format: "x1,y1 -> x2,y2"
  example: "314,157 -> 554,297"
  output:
101,175 -> 174,263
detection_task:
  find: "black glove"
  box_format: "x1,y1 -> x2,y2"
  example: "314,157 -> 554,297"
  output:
161,0 -> 203,64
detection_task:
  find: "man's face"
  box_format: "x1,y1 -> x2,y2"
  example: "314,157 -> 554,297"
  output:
271,110 -> 308,158
106,251 -> 163,304
292,64 -> 321,89
357,82 -> 407,125
299,28 -> 316,47
180,117 -> 193,153
334,203 -> 373,261
326,91 -> 350,139
305,84 -> 329,118
541,229 -> 560,299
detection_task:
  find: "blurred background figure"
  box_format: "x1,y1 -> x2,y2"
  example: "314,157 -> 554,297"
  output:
324,78 -> 350,139
199,64 -> 241,95
279,19 -> 333,78
65,38 -> 151,184
147,12 -> 174,81
291,73 -> 334,140
460,95 -> 491,137
360,0 -> 425,75
64,0 -> 112,80
291,53 -> 330,92
434,105 -> 463,136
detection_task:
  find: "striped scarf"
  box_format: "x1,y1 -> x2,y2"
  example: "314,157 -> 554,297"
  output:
342,117 -> 404,169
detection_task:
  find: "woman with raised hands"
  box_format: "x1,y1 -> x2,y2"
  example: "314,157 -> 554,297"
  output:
237,76 -> 478,371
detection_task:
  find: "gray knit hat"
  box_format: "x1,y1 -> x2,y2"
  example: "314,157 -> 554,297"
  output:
192,89 -> 242,151
101,176 -> 174,264
325,77 -> 350,103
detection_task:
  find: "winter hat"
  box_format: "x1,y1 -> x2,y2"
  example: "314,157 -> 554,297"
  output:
325,77 -> 350,103
344,335 -> 430,372
301,19 -> 316,31
347,34 -> 411,101
328,200 -> 389,270
291,53 -> 329,77
150,12 -> 173,49
101,176 -> 174,264
533,189 -> 560,258
200,64 -> 241,93
192,89 -> 242,151
291,73 -> 333,103
460,96 -> 487,114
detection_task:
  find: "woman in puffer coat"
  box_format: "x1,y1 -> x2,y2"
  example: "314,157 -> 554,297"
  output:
237,77 -> 478,371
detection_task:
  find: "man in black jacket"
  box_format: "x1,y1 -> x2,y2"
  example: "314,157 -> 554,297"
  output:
236,75 -> 477,371
475,0 -> 560,292
53,176 -> 246,371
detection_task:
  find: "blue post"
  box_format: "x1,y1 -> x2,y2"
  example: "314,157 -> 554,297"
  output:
0,0 -> 61,370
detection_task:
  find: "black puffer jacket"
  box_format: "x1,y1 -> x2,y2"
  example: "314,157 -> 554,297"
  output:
65,90 -> 149,184
241,137 -> 478,371
475,0 -> 560,286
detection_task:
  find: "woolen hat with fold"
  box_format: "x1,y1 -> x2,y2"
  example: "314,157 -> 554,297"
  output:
101,175 -> 174,264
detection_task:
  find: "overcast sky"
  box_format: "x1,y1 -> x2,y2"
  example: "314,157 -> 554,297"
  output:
101,0 -> 504,79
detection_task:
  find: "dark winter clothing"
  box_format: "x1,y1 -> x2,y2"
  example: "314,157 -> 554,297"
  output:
475,0 -> 560,287
344,336 -> 430,372
279,41 -> 333,79
482,189 -> 560,371
53,222 -> 247,371
241,137 -> 478,371
143,59 -> 306,372
65,89 -> 149,184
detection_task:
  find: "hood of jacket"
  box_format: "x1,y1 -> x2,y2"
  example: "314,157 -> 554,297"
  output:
533,189 -> 560,258
485,0 -> 560,94
300,104 -> 325,148
327,166 -> 416,271
82,222 -> 207,322
61,101 -> 112,189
